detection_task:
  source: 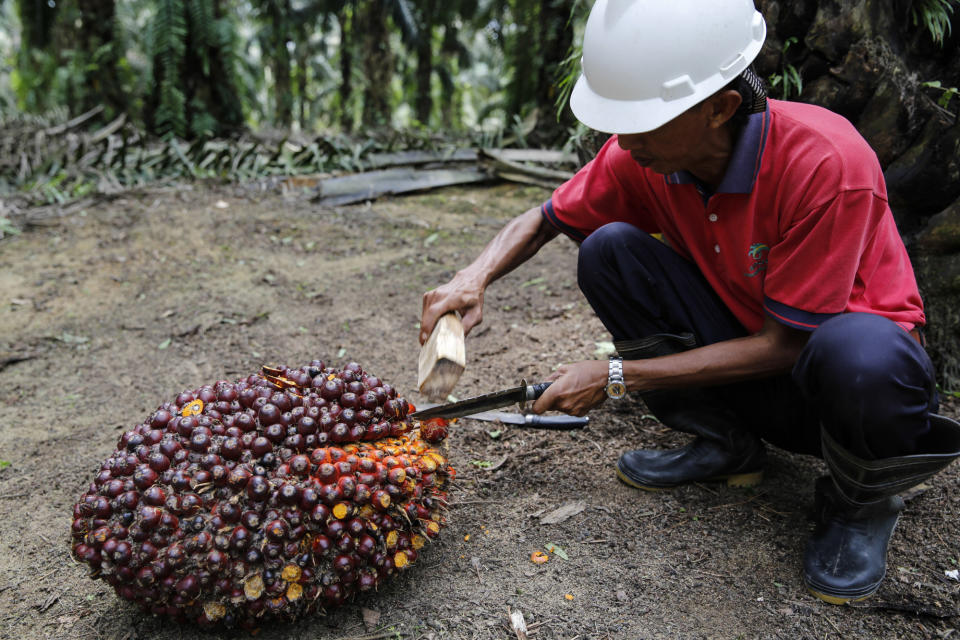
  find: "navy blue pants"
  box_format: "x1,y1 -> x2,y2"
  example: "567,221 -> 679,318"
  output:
577,222 -> 937,460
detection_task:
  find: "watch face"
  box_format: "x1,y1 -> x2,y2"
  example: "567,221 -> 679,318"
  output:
606,382 -> 627,399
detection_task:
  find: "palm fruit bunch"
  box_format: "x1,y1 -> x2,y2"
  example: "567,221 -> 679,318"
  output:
69,360 -> 454,630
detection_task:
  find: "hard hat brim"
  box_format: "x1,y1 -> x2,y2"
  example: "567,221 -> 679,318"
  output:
570,74 -> 713,134
569,33 -> 765,135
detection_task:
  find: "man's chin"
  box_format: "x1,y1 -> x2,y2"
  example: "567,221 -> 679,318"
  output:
633,158 -> 669,174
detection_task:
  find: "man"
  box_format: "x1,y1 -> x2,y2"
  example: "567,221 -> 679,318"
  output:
420,0 -> 960,604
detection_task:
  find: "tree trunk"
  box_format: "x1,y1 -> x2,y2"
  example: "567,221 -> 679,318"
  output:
339,5 -> 355,132
269,0 -> 294,127
296,37 -> 308,130
414,0 -> 438,125
74,0 -> 125,117
359,0 -> 393,130
532,0 -> 576,145
503,0 -> 577,146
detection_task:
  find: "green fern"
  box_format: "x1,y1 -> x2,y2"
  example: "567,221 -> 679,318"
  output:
187,0 -> 215,76
553,46 -> 581,122
152,0 -> 188,137
911,0 -> 958,46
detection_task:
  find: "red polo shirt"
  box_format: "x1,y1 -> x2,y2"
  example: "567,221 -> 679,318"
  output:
543,99 -> 924,334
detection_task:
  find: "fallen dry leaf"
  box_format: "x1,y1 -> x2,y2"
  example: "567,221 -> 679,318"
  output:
361,607 -> 380,631
540,500 -> 587,525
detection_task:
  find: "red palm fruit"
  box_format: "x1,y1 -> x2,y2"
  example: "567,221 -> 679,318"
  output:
258,403 -> 281,427
246,476 -> 269,501
140,506 -> 162,530
357,571 -> 377,592
240,510 -> 260,530
227,467 -> 251,489
419,418 -> 449,443
309,502 -> 331,523
229,526 -> 250,551
314,462 -> 337,483
337,476 -> 356,499
205,550 -> 229,574
322,583 -> 344,606
180,493 -> 201,514
71,360 -> 454,630
372,490 -> 391,510
289,455 -> 310,475
133,465 -> 158,489
311,534 -> 332,555
333,554 -> 354,574
265,520 -> 288,541
319,484 -> 343,505
278,484 -> 300,505
325,520 -> 346,539
299,487 -> 319,511
175,574 -> 200,600
353,484 -> 372,505
356,534 -> 376,557
319,379 -> 344,401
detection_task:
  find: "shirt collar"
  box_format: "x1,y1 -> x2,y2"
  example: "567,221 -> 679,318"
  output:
664,104 -> 770,195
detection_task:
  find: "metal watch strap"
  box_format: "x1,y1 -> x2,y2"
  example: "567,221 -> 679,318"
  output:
606,356 -> 626,399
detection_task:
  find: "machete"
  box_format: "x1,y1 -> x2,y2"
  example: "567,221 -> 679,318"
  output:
415,402 -> 589,430
410,380 -> 552,420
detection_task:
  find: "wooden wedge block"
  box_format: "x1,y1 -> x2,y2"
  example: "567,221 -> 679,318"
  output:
418,312 -> 466,401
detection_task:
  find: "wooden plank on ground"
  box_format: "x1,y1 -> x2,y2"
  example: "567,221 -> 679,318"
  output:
362,148 -> 479,169
313,166 -> 491,206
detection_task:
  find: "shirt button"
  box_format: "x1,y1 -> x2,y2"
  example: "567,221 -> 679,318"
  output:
708,214 -> 718,222
714,244 -> 721,253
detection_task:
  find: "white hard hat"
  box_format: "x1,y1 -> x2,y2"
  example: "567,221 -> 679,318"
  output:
570,0 -> 767,134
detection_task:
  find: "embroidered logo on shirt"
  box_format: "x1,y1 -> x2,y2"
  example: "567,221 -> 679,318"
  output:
745,243 -> 769,277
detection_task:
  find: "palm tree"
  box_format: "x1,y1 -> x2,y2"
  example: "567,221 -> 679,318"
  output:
145,0 -> 244,138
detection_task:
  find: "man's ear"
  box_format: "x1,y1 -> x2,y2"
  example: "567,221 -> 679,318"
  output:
703,90 -> 743,129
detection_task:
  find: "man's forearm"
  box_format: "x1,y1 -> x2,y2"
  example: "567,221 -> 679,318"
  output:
459,207 -> 559,288
622,317 -> 810,391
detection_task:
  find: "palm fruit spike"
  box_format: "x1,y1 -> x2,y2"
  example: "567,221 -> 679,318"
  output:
70,360 -> 453,630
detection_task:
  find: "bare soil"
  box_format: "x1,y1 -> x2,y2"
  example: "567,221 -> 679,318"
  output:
1,181 -> 959,640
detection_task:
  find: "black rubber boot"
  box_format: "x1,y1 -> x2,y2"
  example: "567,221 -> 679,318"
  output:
804,415 -> 960,604
803,476 -> 903,604
613,333 -> 766,490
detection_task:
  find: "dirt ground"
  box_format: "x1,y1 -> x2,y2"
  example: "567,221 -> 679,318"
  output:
1,180 -> 959,640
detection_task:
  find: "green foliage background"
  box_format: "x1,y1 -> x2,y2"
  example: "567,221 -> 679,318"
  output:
1,0 -> 586,144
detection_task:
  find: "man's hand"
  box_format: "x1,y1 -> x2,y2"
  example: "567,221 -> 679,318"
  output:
531,360 -> 608,417
418,206 -> 559,345
420,275 -> 485,345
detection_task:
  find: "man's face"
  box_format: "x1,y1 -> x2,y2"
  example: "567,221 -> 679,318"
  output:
615,102 -> 712,175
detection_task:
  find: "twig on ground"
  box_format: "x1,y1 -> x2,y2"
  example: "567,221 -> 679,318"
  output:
824,614 -> 843,636
706,492 -> 767,510
662,518 -> 690,533
692,482 -> 719,496
849,599 -> 960,618
38,590 -> 63,613
334,629 -> 411,640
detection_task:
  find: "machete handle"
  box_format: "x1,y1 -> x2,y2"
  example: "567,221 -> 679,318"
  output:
524,414 -> 589,430
530,381 -> 552,399
519,380 -> 552,413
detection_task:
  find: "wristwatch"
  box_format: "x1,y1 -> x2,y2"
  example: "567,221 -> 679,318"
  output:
605,356 -> 627,399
